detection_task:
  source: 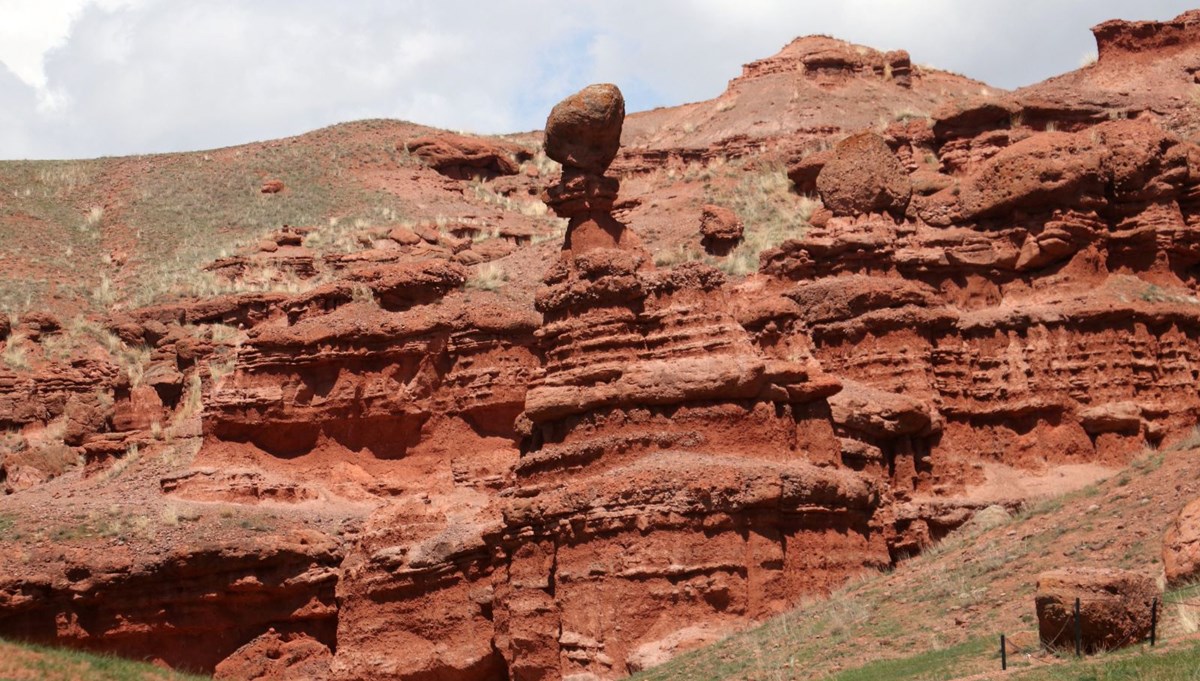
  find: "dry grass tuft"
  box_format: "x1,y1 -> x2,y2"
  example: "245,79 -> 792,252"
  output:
704,163 -> 816,276
466,262 -> 508,291
1,332 -> 30,370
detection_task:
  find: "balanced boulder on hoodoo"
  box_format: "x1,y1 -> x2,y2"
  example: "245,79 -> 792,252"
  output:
542,83 -> 639,253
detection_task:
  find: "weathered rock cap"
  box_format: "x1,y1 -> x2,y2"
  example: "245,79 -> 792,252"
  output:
545,83 -> 625,173
1035,567 -> 1160,653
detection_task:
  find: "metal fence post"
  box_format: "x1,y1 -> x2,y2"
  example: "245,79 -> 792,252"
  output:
1150,597 -> 1158,647
1080,599 -> 1089,657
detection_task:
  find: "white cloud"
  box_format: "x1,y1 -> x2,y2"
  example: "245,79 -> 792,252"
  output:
0,0 -> 88,89
0,0 -> 1197,159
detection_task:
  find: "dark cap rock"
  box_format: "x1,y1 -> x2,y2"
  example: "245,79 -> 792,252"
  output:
545,84 -> 625,173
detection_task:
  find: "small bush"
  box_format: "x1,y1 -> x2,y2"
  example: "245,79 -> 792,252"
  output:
1,333 -> 29,370
467,262 -> 508,291
704,164 -> 817,277
100,444 -> 140,482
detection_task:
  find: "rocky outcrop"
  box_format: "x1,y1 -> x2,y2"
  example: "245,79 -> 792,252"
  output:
699,204 -> 744,255
1164,497 -> 1200,586
407,133 -> 525,180
1035,568 -> 1159,653
215,630 -> 333,681
0,532 -> 340,672
203,264 -> 537,461
755,114 -> 1200,481
1092,10 -> 1200,61
483,84 -> 887,680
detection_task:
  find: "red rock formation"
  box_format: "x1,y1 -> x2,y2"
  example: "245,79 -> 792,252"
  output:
1013,10 -> 1200,135
0,532 -> 340,672
757,115 -> 1200,505
407,133 -> 525,180
482,84 -> 888,680
699,203 -> 744,255
1092,10 -> 1200,61
8,13 -> 1200,681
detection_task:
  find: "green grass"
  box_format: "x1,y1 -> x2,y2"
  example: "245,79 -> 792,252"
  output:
0,119 -> 419,313
827,637 -> 991,681
1008,641 -> 1200,680
630,447 -> 1199,681
649,159 -> 817,275
121,132 -> 409,306
0,637 -> 208,680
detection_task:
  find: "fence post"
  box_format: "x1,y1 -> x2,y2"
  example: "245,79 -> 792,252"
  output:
1080,599 -> 1089,657
1150,597 -> 1158,647
1000,634 -> 1007,671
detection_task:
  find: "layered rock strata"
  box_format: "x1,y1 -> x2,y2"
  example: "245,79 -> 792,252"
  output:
487,84 -> 889,680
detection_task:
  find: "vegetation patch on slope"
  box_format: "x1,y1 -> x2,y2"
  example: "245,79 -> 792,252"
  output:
633,446 -> 1199,680
0,637 -> 208,681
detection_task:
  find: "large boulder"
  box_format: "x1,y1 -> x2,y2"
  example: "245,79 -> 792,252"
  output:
1035,568 -> 1159,653
544,83 -> 625,173
1164,497 -> 1200,586
816,132 -> 911,218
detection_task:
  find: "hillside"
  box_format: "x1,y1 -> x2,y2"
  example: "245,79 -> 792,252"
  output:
4,9 -> 1200,681
634,442 -> 1200,680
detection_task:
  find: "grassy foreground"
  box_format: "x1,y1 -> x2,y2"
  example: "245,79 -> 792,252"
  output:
632,447 -> 1200,681
0,638 -> 207,681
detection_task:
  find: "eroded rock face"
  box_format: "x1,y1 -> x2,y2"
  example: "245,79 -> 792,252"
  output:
1036,568 -> 1159,653
10,14 -> 1200,681
1092,10 -> 1200,61
0,532 -> 341,672
480,84 -> 888,680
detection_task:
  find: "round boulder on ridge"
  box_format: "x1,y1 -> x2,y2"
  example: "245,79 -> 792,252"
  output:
816,131 -> 912,218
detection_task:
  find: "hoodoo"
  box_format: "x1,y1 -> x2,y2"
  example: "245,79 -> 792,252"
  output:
500,84 -> 889,679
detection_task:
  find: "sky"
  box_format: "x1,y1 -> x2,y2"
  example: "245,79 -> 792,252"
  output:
0,0 -> 1195,160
